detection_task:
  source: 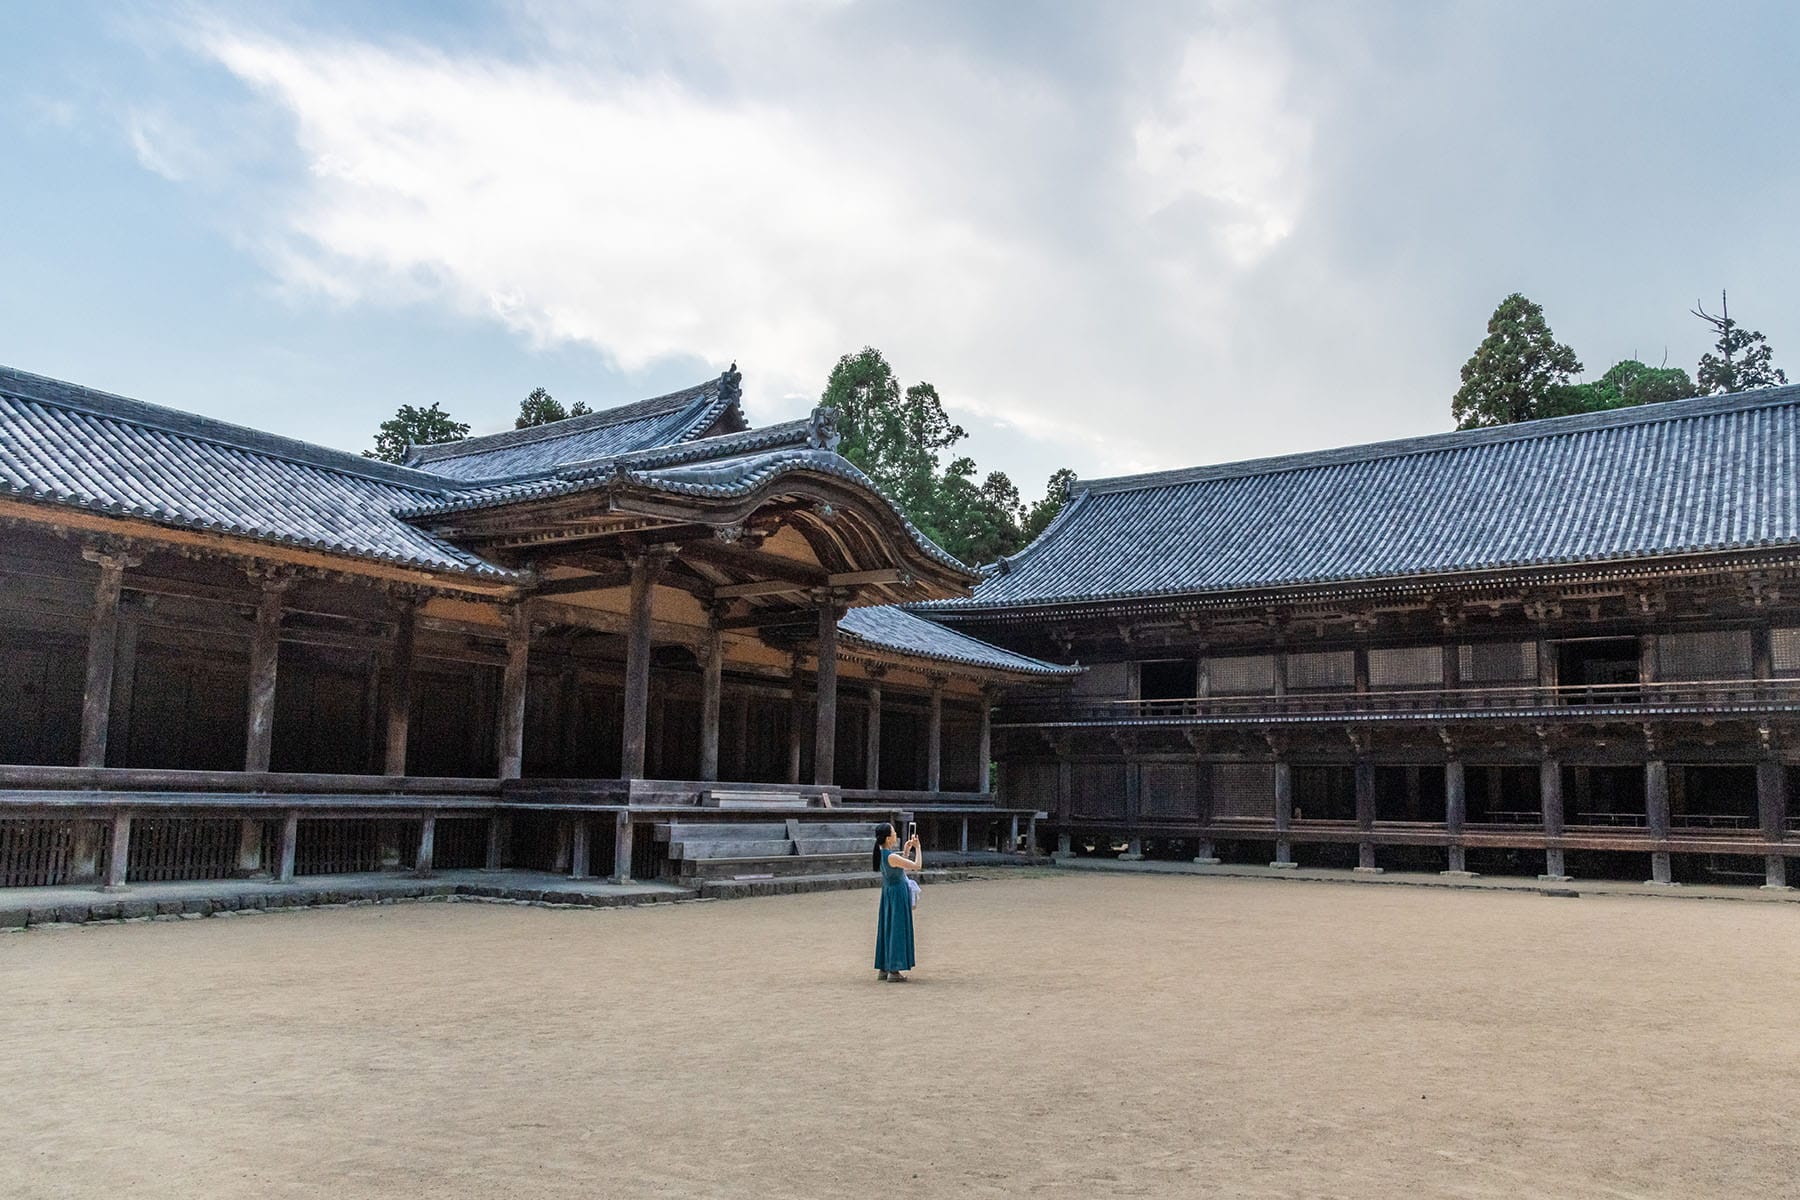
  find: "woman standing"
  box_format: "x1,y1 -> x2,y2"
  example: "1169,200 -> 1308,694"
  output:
872,822 -> 921,982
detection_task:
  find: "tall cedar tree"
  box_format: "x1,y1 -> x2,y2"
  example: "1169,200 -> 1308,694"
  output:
820,347 -> 1061,565
367,402 -> 469,463
515,386 -> 593,428
1452,293 -> 1584,428
1693,292 -> 1787,394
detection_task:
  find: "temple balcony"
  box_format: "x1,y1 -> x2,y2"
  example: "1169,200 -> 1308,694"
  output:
996,678 -> 1800,729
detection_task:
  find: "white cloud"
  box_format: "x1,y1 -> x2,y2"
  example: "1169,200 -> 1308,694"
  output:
177,4 -> 1342,487
125,107 -> 205,182
1132,27 -> 1312,267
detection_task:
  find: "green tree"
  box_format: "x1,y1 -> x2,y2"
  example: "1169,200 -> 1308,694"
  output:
1451,293 -> 1584,428
821,349 -> 966,519
366,402 -> 470,464
1021,467 -> 1078,541
514,386 -> 592,428
1545,359 -> 1699,417
1693,292 -> 1787,394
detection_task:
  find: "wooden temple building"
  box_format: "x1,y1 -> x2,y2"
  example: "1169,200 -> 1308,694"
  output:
940,385 -> 1800,889
0,364 -> 1075,892
7,360 -> 1800,895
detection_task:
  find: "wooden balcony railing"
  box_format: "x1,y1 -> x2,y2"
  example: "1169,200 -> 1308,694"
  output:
998,678 -> 1800,726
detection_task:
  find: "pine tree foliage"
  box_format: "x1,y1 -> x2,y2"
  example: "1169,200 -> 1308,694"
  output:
366,402 -> 470,463
1693,292 -> 1787,394
515,386 -> 592,428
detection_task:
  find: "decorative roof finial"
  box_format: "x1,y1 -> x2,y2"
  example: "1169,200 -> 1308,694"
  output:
720,362 -> 742,404
807,404 -> 842,452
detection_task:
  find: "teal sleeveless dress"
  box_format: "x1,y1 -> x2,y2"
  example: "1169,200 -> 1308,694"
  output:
874,845 -> 916,972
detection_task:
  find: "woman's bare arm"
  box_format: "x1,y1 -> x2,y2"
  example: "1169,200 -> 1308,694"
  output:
886,847 -> 922,872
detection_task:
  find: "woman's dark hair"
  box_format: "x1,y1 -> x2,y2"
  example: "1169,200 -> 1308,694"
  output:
871,822 -> 895,872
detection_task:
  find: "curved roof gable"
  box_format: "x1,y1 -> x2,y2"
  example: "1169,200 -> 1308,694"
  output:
407,367 -> 748,481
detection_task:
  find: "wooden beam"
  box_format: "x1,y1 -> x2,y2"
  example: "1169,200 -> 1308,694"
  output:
681,539 -> 827,587
533,571 -> 630,597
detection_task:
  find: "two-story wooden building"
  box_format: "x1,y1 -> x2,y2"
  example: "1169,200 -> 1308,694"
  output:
932,387 -> 1800,889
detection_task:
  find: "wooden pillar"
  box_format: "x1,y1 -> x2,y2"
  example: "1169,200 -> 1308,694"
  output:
1758,756 -> 1789,889
103,812 -> 131,890
497,606 -> 530,780
415,815 -> 436,875
1271,757 -> 1295,867
976,692 -> 994,794
786,659 -> 805,785
243,574 -> 289,773
69,822 -> 100,884
1194,751 -> 1220,864
1443,758 -> 1469,875
78,549 -> 135,768
383,599 -> 417,776
277,811 -> 298,883
235,818 -> 264,877
1008,813 -> 1020,853
106,604 -> 141,767
1646,757 -> 1672,884
959,816 -> 970,854
926,680 -> 944,792
699,617 -> 723,782
1354,757 -> 1377,872
485,815 -> 507,870
612,811 -> 634,884
813,602 -> 840,786
864,680 -> 883,790
1540,757 -> 1569,880
570,819 -> 591,880
621,554 -> 661,780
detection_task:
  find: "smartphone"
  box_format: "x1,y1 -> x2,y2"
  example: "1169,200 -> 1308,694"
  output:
906,821 -> 917,840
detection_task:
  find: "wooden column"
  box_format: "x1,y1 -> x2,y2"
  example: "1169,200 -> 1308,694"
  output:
864,679 -> 883,790
1353,755 -> 1377,872
1757,753 -> 1788,889
383,598 -> 417,777
621,554 -> 662,780
612,811 -> 634,884
786,657 -> 805,784
1645,752 -> 1672,885
926,680 -> 944,792
497,606 -> 530,780
699,617 -> 723,782
1443,758 -> 1469,875
103,812 -> 131,890
485,815 -> 507,871
570,819 -> 591,880
1193,744 -> 1220,864
813,601 -> 840,786
243,573 -> 289,773
415,815 -> 436,875
78,549 -> 136,768
106,604 -> 141,767
1271,755 -> 1294,868
235,819 -> 264,877
275,811 -> 298,882
1540,755 -> 1569,880
976,691 -> 994,794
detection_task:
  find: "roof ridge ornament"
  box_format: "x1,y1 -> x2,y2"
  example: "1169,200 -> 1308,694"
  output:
720,362 -> 742,405
806,404 -> 841,452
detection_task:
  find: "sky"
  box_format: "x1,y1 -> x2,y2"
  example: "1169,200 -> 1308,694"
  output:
3,1 -> 1797,501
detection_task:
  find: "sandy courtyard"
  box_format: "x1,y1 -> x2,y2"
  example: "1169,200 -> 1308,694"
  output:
2,873 -> 1797,1199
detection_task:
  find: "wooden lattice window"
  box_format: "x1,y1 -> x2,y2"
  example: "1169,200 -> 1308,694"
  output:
1285,650 -> 1354,690
1655,630 -> 1753,681
1211,763 -> 1274,820
1206,655 -> 1275,695
1773,629 -> 1800,675
1368,646 -> 1444,688
1459,641 -> 1539,682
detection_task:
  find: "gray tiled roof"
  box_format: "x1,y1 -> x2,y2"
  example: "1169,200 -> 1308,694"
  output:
839,606 -> 1080,677
0,366 -> 508,577
938,385 -> 1800,610
407,372 -> 743,480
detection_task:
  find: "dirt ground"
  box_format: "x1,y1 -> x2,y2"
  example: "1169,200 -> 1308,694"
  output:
2,873 -> 1797,1200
